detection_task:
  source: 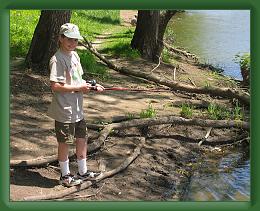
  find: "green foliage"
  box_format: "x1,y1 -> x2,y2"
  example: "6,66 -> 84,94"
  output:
180,104 -> 193,118
139,104 -> 157,118
77,50 -> 108,80
207,102 -> 244,121
101,29 -> 140,59
71,10 -> 120,41
204,81 -> 212,89
234,53 -> 250,71
207,103 -> 230,120
232,100 -> 244,121
10,10 -> 40,57
10,10 -> 121,58
162,49 -> 171,63
126,112 -> 136,120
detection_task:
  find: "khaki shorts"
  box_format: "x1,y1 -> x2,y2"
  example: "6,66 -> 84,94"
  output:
55,119 -> 87,144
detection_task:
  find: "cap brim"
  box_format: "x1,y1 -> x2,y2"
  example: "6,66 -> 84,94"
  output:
64,32 -> 83,40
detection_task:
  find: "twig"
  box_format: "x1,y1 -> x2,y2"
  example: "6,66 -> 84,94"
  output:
198,127 -> 213,146
173,67 -> 176,80
150,56 -> 161,73
188,77 -> 197,87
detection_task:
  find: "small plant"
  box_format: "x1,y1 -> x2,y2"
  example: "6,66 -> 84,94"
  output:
180,104 -> 193,118
232,100 -> 244,121
207,102 -> 245,121
234,52 -> 250,85
126,112 -> 135,120
234,53 -> 250,72
204,81 -> 212,89
139,103 -> 157,118
207,103 -> 227,120
162,49 -> 171,63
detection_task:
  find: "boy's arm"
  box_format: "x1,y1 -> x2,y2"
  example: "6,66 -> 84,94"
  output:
50,81 -> 92,93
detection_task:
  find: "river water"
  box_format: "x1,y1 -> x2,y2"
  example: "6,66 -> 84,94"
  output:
182,147 -> 250,201
167,10 -> 250,80
167,10 -> 250,201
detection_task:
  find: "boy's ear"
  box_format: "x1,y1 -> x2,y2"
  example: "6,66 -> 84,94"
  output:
58,35 -> 63,43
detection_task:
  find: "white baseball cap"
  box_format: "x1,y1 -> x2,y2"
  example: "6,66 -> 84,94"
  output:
59,23 -> 83,40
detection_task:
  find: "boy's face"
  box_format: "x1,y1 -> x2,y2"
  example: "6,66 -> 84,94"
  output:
59,35 -> 78,52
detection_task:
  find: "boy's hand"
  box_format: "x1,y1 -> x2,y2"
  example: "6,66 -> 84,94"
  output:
94,84 -> 105,92
79,83 -> 92,92
79,82 -> 104,92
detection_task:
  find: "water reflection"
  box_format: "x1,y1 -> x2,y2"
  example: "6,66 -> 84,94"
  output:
167,10 -> 250,80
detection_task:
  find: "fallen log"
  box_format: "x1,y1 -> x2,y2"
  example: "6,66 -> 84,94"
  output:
80,37 -> 250,105
23,137 -> 145,201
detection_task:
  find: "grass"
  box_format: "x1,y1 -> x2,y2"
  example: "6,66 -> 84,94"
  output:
71,10 -> 120,41
207,102 -> 244,121
139,103 -> 157,118
10,10 -> 121,58
100,28 -> 141,59
178,101 -> 244,121
207,103 -> 230,120
10,10 -> 40,57
180,104 -> 193,118
77,50 -> 109,80
10,10 -> 141,80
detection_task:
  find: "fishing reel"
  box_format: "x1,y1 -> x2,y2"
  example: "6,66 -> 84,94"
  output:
87,79 -> 97,86
87,79 -> 97,90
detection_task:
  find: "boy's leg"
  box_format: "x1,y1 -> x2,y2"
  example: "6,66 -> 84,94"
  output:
76,138 -> 87,175
55,121 -> 82,187
58,142 -> 70,176
75,119 -> 101,180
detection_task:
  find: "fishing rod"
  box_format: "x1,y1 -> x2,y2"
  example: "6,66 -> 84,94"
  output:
87,80 -> 172,93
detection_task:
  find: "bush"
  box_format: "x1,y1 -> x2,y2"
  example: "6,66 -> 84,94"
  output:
234,53 -> 250,85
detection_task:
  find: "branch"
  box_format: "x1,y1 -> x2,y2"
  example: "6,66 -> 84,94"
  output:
80,37 -> 250,105
23,137 -> 145,201
163,41 -> 199,62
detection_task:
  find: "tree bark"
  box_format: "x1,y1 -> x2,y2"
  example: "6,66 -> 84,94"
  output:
25,10 -> 71,75
131,10 -> 177,63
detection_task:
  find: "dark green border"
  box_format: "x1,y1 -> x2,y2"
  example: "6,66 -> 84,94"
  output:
1,0 -> 259,210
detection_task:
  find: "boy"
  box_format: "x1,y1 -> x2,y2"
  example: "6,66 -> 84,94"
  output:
48,23 -> 104,187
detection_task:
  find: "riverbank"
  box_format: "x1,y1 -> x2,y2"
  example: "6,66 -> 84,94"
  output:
10,54 -> 249,201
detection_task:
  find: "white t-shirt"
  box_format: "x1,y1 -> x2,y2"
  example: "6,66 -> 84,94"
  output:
47,49 -> 85,123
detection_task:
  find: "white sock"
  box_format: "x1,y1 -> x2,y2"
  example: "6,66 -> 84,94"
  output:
59,159 -> 70,177
77,158 -> 87,175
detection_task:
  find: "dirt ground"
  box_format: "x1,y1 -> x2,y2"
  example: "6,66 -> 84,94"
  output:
9,11 -> 249,201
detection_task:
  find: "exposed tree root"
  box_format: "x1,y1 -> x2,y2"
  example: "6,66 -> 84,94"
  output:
10,115 -> 249,168
23,137 -> 145,201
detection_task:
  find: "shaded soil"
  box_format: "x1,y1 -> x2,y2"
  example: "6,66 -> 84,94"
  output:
10,11 -> 249,201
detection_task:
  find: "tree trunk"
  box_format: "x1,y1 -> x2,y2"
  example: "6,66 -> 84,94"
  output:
131,10 -> 177,63
25,10 -> 71,75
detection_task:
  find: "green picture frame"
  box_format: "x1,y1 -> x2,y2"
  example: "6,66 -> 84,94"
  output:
1,0 -> 259,210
